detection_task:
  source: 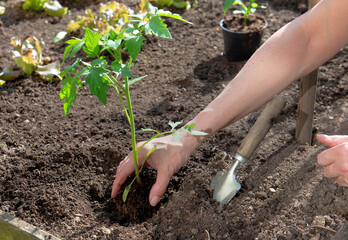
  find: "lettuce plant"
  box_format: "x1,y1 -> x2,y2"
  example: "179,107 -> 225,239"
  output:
67,1 -> 132,35
22,0 -> 68,17
60,5 -> 206,202
224,0 -> 266,26
0,6 -> 5,15
9,36 -> 61,81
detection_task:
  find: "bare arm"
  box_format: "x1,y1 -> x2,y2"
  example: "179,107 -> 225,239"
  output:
183,0 -> 348,149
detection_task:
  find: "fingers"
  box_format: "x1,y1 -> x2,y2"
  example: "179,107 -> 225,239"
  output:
316,134 -> 348,148
336,175 -> 348,187
317,143 -> 348,184
149,169 -> 172,206
317,148 -> 336,166
111,155 -> 135,198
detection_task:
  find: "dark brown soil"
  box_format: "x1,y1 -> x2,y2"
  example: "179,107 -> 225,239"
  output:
223,14 -> 266,33
0,0 -> 347,239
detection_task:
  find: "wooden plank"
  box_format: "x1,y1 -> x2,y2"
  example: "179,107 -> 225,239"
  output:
295,0 -> 320,145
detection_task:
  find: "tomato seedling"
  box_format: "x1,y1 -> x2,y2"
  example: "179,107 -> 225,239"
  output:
60,5 -> 207,202
224,0 -> 266,26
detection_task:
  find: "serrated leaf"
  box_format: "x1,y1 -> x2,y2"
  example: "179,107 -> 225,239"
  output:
85,67 -> 109,105
145,16 -> 171,39
62,39 -> 84,63
59,75 -> 81,117
77,67 -> 90,77
91,59 -> 106,67
60,58 -> 81,77
168,120 -> 182,130
111,61 -> 134,78
158,10 -> 192,24
83,28 -> 101,58
53,31 -> 67,43
124,36 -> 146,60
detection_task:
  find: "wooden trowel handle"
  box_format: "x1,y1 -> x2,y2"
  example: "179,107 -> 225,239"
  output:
237,95 -> 286,160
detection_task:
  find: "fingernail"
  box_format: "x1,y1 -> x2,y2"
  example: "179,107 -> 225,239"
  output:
317,134 -> 327,139
150,196 -> 160,206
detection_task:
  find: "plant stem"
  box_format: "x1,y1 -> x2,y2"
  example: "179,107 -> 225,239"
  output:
124,59 -> 141,184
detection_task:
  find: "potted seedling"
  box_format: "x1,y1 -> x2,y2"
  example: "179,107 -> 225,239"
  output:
60,4 -> 206,218
220,0 -> 267,61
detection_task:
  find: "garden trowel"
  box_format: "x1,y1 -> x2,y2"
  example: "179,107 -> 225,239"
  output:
210,95 -> 286,204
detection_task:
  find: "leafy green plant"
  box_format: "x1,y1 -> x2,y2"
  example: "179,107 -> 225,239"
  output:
224,0 -> 265,26
0,36 -> 61,81
22,0 -> 68,17
67,1 -> 132,35
60,5 -> 206,202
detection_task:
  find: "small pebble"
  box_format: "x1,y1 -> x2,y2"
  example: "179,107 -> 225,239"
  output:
191,228 -> 198,235
269,188 -> 276,193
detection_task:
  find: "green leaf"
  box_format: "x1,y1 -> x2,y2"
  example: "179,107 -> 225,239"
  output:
158,10 -> 192,24
0,80 -> 5,86
22,0 -> 46,11
183,123 -> 208,136
53,31 -> 67,43
127,75 -> 147,86
83,28 -> 101,58
124,36 -> 146,60
168,120 -> 182,130
85,67 -> 109,105
224,0 -> 240,14
122,183 -> 132,202
77,67 -> 90,77
59,75 -> 81,117
60,58 -> 81,77
111,61 -> 134,79
62,39 -> 84,63
145,16 -> 171,39
91,59 -> 107,68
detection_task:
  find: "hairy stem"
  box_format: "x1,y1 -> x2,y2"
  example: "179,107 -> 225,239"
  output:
124,59 -> 141,183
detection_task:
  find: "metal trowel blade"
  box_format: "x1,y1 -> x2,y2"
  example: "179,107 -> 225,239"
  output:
210,170 -> 241,205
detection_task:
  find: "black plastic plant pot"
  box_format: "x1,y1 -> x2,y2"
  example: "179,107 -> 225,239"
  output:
220,19 -> 266,61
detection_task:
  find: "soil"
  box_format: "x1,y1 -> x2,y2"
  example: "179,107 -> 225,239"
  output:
0,0 -> 347,239
223,14 -> 266,33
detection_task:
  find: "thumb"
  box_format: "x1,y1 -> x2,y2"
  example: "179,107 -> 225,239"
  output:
149,170 -> 171,207
316,134 -> 348,148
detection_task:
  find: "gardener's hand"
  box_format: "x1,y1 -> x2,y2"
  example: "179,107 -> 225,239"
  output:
316,134 -> 348,187
111,134 -> 194,206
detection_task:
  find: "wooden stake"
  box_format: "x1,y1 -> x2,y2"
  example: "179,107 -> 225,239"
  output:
295,0 -> 320,145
